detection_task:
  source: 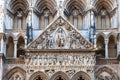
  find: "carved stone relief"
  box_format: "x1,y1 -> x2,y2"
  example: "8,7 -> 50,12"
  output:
28,17 -> 93,50
66,70 -> 76,77
25,54 -> 96,66
45,69 -> 55,77
9,72 -> 24,80
96,71 -> 117,80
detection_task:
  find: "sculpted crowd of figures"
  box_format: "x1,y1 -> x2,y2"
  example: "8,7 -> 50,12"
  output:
28,18 -> 93,50
25,54 -> 96,66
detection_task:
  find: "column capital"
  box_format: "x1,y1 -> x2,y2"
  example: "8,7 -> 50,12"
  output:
105,39 -> 109,44
14,40 -> 18,44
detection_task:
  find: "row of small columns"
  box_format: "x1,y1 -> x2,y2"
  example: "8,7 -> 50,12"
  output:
13,36 -> 27,58
94,37 -> 109,59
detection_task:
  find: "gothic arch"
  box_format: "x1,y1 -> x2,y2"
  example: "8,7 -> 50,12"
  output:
17,36 -> 25,58
8,0 -> 29,29
17,33 -> 26,40
29,71 -> 48,80
8,0 -> 29,14
6,33 -> 15,40
107,32 -> 117,39
4,67 -> 26,80
96,32 -> 105,39
95,66 -> 119,80
6,36 -> 14,57
50,71 -> 69,80
35,0 -> 57,15
108,34 -> 117,58
34,0 -> 57,29
71,71 -> 91,80
93,0 -> 116,13
64,0 -> 87,16
96,33 -> 105,58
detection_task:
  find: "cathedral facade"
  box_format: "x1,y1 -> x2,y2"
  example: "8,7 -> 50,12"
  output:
0,0 -> 120,80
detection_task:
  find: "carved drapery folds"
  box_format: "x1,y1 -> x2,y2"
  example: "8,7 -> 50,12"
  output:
27,17 -> 93,50
25,53 -> 96,67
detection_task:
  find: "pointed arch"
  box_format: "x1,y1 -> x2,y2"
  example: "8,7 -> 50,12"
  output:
71,71 -> 91,80
35,0 -> 57,15
6,36 -> 14,57
17,36 -> 25,58
8,0 -> 29,30
108,34 -> 117,58
9,0 -> 29,14
64,0 -> 87,16
96,32 -> 105,39
50,71 -> 69,80
95,66 -> 119,80
96,33 -> 105,58
6,33 -> 15,40
107,32 -> 117,39
93,0 -> 116,13
29,71 -> 48,80
34,0 -> 57,29
4,67 -> 26,80
17,33 -> 26,40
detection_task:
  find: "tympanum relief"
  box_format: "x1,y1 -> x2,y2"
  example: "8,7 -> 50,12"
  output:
9,72 -> 24,80
28,17 -> 93,50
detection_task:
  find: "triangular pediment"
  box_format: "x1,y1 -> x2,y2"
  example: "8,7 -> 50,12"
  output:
27,16 -> 94,50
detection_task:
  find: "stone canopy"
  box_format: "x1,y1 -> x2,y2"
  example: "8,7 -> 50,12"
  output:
27,16 -> 94,50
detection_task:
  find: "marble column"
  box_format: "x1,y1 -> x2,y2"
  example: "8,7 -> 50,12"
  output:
105,39 -> 109,59
0,38 -> 3,53
117,34 -> 120,56
118,0 -> 120,31
94,35 -> 97,48
14,40 -> 17,58
0,54 -> 3,80
25,36 -> 27,49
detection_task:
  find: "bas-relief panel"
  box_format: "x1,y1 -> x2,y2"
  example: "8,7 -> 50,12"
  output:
28,17 -> 93,50
25,52 -> 96,78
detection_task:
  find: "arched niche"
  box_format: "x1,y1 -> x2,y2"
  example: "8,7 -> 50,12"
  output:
64,0 -> 86,29
17,36 -> 25,58
34,0 -> 57,29
29,71 -> 48,80
6,36 -> 14,57
71,71 -> 91,80
8,0 -> 29,29
95,66 -> 119,80
96,35 -> 105,58
108,35 -> 117,58
50,71 -> 69,80
4,67 -> 26,80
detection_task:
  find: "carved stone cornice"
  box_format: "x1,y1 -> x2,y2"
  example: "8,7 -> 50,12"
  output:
5,58 -> 25,64
26,49 -> 95,54
96,59 -> 119,65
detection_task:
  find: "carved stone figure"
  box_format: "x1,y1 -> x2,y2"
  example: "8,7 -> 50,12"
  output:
46,35 -> 54,48
45,69 -> 55,77
15,75 -> 21,80
56,28 -> 65,47
66,70 -> 75,77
